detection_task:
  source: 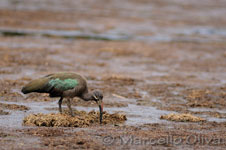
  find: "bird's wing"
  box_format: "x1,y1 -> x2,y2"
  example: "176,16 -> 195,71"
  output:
46,78 -> 78,92
22,72 -> 82,95
45,73 -> 82,97
45,74 -> 79,92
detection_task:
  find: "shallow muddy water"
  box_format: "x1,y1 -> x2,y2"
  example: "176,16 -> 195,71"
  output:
0,100 -> 171,128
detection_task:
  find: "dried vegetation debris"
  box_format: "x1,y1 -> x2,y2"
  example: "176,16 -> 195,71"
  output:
0,102 -> 29,111
102,74 -> 137,85
23,110 -> 127,127
41,134 -> 102,149
23,128 -> 64,137
185,87 -> 226,108
0,109 -> 10,115
192,111 -> 226,119
24,93 -> 53,102
98,47 -> 137,56
0,79 -> 25,101
160,113 -> 206,122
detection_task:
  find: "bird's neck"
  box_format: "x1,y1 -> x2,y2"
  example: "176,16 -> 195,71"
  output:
81,92 -> 93,101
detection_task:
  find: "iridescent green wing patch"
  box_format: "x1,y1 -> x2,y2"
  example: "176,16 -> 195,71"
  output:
48,78 -> 78,91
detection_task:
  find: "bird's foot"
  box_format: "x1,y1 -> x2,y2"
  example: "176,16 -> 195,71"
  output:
58,109 -> 63,114
70,112 -> 75,117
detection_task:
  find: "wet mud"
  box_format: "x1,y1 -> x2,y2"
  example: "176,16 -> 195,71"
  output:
0,0 -> 226,149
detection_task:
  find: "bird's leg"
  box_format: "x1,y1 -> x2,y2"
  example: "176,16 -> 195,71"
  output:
58,97 -> 63,113
67,98 -> 74,117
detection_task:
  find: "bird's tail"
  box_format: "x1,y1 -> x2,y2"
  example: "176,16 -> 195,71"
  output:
22,77 -> 49,94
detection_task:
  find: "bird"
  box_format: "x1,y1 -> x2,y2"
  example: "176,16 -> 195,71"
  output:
21,72 -> 103,124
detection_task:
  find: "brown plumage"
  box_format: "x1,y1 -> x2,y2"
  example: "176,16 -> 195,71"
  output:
22,72 -> 103,124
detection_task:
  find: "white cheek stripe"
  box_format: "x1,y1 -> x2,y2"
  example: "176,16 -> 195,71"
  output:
93,95 -> 98,100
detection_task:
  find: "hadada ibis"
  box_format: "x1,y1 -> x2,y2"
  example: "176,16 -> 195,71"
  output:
21,72 -> 103,124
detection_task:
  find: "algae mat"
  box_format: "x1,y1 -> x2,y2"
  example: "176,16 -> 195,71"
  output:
23,110 -> 127,127
160,113 -> 206,122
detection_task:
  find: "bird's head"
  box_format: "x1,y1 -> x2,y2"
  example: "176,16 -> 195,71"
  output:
92,90 -> 103,124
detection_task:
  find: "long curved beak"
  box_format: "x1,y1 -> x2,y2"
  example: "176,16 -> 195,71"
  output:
97,100 -> 103,124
